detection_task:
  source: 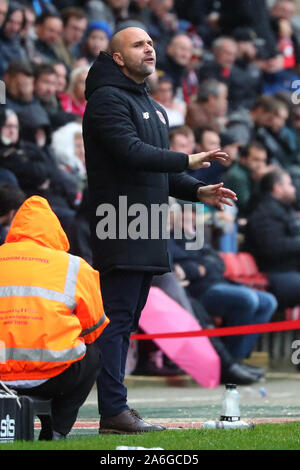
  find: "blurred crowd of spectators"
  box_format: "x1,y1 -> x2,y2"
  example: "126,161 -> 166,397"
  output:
1,0 -> 300,381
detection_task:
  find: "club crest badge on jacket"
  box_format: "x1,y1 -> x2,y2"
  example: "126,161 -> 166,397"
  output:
156,110 -> 167,125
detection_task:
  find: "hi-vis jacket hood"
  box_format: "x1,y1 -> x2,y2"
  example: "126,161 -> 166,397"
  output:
85,51 -> 148,101
6,195 -> 70,251
0,196 -> 109,382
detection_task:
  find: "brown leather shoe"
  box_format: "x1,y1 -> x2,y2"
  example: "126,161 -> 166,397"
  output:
99,408 -> 166,434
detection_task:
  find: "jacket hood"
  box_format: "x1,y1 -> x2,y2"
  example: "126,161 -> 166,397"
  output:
18,106 -> 52,146
5,196 -> 70,251
85,51 -> 147,100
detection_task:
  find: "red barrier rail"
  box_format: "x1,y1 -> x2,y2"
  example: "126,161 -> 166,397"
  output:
130,320 -> 300,340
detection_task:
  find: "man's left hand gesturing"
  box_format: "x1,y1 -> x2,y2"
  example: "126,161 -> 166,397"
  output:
197,182 -> 238,211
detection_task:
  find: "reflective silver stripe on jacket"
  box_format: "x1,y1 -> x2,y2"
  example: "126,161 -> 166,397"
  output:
0,285 -> 76,309
81,314 -> 108,337
64,254 -> 81,300
3,341 -> 86,363
0,254 -> 81,310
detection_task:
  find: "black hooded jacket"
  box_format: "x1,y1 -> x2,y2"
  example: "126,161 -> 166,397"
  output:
245,195 -> 300,272
83,52 -> 205,274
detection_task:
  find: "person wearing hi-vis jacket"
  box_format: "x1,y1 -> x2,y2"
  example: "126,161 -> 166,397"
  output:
0,195 -> 109,440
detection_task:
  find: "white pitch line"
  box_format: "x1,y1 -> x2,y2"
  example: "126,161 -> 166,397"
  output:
85,396 -> 222,405
85,392 -> 296,406
130,397 -> 219,403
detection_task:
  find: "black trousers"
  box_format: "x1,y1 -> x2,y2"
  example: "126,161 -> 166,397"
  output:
17,342 -> 102,436
96,270 -> 153,418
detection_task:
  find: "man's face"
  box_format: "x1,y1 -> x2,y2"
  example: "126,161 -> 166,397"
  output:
1,113 -> 19,145
154,80 -> 173,105
113,28 -> 156,83
170,133 -> 194,154
6,73 -> 34,101
198,130 -> 220,152
5,9 -> 23,38
36,17 -> 63,45
0,1 -> 8,29
215,40 -> 237,69
274,173 -> 296,205
35,73 -> 57,102
167,35 -> 193,67
63,17 -> 87,46
244,147 -> 267,174
253,108 -> 274,128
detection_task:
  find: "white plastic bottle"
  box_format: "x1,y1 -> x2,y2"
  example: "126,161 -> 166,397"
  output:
220,384 -> 240,422
202,383 -> 255,429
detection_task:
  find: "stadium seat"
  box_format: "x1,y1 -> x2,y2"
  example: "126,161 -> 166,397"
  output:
219,252 -> 243,280
285,306 -> 300,321
238,252 -> 269,289
219,252 -> 269,290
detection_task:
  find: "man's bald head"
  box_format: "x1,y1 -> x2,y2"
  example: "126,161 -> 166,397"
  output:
109,27 -> 156,84
110,27 -> 148,54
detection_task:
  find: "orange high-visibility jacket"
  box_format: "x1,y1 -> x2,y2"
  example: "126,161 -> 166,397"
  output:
0,196 -> 109,381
